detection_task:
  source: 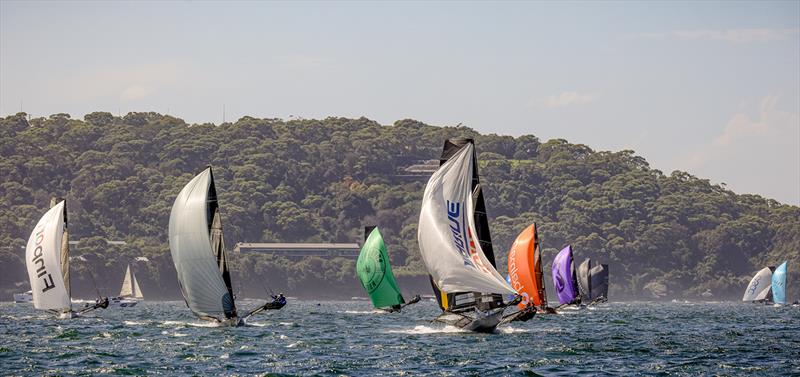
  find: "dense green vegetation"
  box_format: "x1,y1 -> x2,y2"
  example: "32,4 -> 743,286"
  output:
1,112 -> 797,301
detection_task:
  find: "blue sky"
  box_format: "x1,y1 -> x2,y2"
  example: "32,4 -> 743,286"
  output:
1,1 -> 798,204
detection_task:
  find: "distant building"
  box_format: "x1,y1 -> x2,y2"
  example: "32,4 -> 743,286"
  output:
233,242 -> 360,258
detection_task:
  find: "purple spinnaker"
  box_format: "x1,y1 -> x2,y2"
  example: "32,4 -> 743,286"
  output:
552,245 -> 578,305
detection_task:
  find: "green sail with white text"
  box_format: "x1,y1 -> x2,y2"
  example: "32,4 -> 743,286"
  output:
356,228 -> 405,309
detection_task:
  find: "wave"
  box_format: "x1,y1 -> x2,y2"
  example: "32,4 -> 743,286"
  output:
386,325 -> 466,334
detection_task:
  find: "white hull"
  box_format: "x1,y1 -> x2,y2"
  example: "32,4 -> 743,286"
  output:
13,292 -> 33,304
110,297 -> 140,308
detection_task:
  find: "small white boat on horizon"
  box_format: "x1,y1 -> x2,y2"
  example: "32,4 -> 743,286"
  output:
110,264 -> 143,307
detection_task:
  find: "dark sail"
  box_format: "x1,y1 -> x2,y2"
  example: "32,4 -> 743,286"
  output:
589,264 -> 609,301
429,138 -> 504,312
207,169 -> 237,318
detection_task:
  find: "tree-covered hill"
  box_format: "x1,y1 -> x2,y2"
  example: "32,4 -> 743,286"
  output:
1,112 -> 797,301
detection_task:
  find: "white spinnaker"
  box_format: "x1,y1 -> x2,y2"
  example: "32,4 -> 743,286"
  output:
418,144 -> 516,295
169,168 -> 231,318
25,201 -> 71,311
119,265 -> 133,297
132,270 -> 143,299
742,267 -> 772,301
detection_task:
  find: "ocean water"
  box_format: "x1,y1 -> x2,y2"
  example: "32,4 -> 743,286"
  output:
0,300 -> 797,376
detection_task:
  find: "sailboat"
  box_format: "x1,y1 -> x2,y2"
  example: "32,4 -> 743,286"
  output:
25,199 -> 108,318
576,258 -> 609,305
742,266 -> 775,303
552,245 -> 581,308
356,226 -> 420,312
169,166 -> 283,327
771,261 -> 787,306
418,138 -> 533,333
110,264 -> 144,307
507,223 -> 556,314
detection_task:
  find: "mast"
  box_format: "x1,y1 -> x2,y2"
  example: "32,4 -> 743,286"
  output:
51,197 -> 70,299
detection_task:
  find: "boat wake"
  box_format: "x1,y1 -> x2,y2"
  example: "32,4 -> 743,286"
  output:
342,310 -> 387,315
386,325 -> 466,334
161,320 -> 223,328
498,326 -> 530,334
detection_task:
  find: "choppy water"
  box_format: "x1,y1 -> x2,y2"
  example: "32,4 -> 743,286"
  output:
0,300 -> 797,376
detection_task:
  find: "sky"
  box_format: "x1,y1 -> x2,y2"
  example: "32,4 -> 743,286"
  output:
1,1 -> 798,205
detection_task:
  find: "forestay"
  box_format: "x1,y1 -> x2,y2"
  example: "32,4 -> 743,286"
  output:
418,143 -> 516,295
25,201 -> 71,311
169,168 -> 236,320
742,267 -> 773,302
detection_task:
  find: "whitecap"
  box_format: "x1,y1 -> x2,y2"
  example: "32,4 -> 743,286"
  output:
386,325 -> 466,334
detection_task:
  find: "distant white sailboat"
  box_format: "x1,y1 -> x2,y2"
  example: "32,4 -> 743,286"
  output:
110,264 -> 144,307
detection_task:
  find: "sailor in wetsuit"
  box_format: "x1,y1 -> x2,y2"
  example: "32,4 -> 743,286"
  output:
277,293 -> 286,305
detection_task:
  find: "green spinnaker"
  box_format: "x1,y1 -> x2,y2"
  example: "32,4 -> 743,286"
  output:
356,228 -> 405,309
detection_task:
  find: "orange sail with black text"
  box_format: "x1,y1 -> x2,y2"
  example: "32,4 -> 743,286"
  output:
507,223 -> 550,310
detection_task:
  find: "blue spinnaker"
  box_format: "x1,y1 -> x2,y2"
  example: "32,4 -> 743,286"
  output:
771,261 -> 787,305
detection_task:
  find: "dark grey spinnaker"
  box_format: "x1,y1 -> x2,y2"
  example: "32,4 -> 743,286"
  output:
576,258 -> 609,304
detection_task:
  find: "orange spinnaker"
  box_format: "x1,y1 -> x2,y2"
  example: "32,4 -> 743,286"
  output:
508,223 -> 546,309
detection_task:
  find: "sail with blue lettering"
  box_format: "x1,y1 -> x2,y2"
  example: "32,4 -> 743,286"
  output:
418,142 -> 516,296
771,261 -> 787,305
742,267 -> 773,302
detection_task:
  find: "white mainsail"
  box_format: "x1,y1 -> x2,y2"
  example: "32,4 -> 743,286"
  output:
742,267 -> 772,301
169,167 -> 235,319
418,143 -> 516,295
25,201 -> 71,311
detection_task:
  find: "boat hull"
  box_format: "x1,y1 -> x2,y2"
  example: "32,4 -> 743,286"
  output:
13,293 -> 32,304
434,309 -> 504,333
110,297 -> 140,308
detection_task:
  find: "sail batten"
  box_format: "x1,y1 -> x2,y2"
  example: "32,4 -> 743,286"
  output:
169,167 -> 236,320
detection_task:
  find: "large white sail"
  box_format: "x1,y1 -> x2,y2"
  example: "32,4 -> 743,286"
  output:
119,265 -> 133,297
742,267 -> 772,301
25,201 -> 71,311
418,144 -> 516,295
169,168 -> 235,319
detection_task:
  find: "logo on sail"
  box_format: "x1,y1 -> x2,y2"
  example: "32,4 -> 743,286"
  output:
30,225 -> 56,293
446,200 -> 473,267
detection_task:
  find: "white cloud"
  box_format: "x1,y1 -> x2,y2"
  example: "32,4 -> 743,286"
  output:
542,91 -> 598,108
120,84 -> 153,101
54,61 -> 183,103
636,28 -> 799,43
681,95 -> 800,204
